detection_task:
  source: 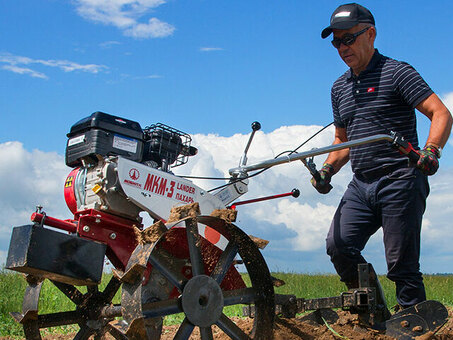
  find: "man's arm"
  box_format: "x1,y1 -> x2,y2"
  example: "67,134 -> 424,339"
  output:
416,93 -> 452,149
310,126 -> 350,194
325,126 -> 350,173
413,93 -> 452,175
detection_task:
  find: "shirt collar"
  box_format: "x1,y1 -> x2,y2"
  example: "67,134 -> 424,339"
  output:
346,49 -> 383,80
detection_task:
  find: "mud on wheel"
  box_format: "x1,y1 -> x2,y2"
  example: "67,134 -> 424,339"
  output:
121,215 -> 275,339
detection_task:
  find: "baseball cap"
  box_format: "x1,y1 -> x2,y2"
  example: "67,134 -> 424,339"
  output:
321,3 -> 375,39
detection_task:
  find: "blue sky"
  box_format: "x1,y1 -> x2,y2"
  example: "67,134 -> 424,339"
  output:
1,1 -> 453,276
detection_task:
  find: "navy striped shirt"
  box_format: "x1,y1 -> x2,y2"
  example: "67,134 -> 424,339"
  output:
332,49 -> 433,174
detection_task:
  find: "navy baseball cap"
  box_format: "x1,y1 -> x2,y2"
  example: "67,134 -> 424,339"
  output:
321,3 -> 375,39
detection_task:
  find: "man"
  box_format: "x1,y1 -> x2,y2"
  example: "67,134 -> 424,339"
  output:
313,3 -> 452,311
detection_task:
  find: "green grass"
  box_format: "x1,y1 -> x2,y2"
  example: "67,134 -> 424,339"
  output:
1,269 -> 452,338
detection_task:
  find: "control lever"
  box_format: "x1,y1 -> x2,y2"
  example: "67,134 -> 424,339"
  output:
239,121 -> 261,167
301,155 -> 333,191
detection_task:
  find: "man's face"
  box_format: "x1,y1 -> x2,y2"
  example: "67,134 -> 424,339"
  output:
332,25 -> 375,74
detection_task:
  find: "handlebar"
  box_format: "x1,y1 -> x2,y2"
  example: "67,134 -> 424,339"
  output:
229,131 -> 420,178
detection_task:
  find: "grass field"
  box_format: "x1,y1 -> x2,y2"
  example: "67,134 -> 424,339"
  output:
1,269 -> 452,338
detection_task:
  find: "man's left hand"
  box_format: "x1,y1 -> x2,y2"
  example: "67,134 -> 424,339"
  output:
416,145 -> 440,176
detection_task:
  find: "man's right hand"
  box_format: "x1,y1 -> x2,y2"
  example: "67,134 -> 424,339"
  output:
311,163 -> 335,194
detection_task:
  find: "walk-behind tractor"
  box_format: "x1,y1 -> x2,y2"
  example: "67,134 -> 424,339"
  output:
6,112 -> 449,339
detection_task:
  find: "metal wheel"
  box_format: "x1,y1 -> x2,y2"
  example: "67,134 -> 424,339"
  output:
121,215 -> 275,339
11,275 -> 125,340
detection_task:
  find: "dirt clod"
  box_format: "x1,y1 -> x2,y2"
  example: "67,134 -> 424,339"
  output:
210,208 -> 238,222
248,235 -> 270,249
167,202 -> 200,222
134,220 -> 167,244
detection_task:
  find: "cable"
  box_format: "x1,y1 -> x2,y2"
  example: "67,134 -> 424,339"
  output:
206,121 -> 335,193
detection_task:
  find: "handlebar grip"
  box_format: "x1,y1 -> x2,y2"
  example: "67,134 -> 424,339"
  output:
407,149 -> 421,163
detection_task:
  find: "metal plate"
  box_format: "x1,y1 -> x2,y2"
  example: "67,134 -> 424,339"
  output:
6,225 -> 106,285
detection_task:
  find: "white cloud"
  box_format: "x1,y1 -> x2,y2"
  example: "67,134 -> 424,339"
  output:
0,142 -> 70,240
199,47 -> 224,52
124,17 -> 175,38
0,53 -> 108,79
99,40 -> 122,48
75,0 -> 174,39
1,65 -> 48,79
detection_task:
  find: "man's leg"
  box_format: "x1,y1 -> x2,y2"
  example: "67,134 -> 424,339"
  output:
379,168 -> 429,307
326,177 -> 380,288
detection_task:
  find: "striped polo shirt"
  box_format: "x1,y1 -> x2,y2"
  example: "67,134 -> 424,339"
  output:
332,49 -> 433,174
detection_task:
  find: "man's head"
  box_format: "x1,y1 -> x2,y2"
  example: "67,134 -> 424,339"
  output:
322,3 -> 376,75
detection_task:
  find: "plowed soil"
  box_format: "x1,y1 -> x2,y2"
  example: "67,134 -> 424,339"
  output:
3,307 -> 452,339
160,307 -> 453,340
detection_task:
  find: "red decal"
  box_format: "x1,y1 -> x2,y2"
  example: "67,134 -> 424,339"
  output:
204,226 -> 221,244
367,87 -> 375,93
129,168 -> 140,180
144,174 -> 154,192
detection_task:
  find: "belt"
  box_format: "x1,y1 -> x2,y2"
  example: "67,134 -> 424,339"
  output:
355,162 -> 409,181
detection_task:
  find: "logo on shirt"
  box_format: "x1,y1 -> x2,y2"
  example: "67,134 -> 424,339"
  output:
367,87 -> 375,93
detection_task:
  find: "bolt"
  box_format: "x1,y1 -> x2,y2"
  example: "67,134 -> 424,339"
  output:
109,233 -> 117,240
400,320 -> 410,328
83,226 -> 90,232
95,218 -> 101,223
185,268 -> 192,276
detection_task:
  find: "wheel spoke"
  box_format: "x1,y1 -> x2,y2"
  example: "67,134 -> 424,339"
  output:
23,320 -> 41,340
73,325 -> 94,340
210,241 -> 238,284
105,322 -> 128,340
37,310 -> 82,328
87,285 -> 99,294
185,218 -> 205,276
217,314 -> 251,340
149,249 -> 187,291
200,326 -> 214,340
142,297 -> 182,319
223,288 -> 257,306
174,317 -> 195,340
51,281 -> 84,305
102,276 -> 122,302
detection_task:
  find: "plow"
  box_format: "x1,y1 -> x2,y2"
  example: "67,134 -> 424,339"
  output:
6,111 -> 449,339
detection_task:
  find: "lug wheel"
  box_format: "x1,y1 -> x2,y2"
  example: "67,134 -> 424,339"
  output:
12,275 -> 125,340
121,215 -> 275,339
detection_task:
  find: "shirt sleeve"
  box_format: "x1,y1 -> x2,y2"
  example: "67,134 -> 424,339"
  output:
393,62 -> 433,109
331,85 -> 345,128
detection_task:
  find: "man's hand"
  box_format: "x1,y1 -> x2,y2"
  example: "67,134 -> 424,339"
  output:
416,145 -> 440,176
311,163 -> 335,194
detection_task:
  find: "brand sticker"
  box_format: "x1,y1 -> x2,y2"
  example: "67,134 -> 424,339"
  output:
68,135 -> 85,147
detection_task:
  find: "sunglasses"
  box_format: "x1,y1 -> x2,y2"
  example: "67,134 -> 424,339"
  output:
331,27 -> 370,48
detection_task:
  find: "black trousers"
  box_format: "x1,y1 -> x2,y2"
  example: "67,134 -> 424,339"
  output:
326,167 -> 429,307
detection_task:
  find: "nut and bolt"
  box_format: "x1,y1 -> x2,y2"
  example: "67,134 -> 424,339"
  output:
109,233 -> 117,240
83,226 -> 90,232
